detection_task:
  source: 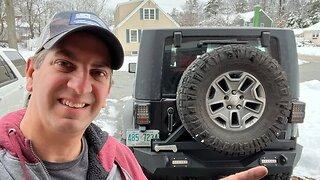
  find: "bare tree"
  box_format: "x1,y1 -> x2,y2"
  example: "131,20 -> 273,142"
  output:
170,8 -> 182,24
15,0 -> 47,39
179,0 -> 204,26
169,0 -> 317,28
13,0 -> 112,40
204,0 -> 222,16
202,0 -> 247,27
4,0 -> 17,49
43,0 -> 107,23
0,0 -> 6,40
50,0 -> 111,24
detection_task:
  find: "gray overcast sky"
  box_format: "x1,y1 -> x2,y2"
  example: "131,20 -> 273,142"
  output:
110,0 -> 207,13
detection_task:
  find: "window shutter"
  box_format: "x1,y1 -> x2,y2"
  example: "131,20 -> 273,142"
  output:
126,29 -> 130,43
138,29 -> 142,43
140,8 -> 143,20
156,9 -> 159,20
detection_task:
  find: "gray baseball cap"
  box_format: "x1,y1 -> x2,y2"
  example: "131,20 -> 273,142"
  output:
36,11 -> 124,70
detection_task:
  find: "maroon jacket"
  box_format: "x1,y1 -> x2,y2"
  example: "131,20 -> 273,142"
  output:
0,109 -> 147,180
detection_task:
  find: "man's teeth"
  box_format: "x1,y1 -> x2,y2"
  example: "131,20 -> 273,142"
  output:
62,99 -> 86,108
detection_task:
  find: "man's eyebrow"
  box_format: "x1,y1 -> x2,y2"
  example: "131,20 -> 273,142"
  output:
92,62 -> 111,68
54,49 -> 77,60
54,49 -> 111,68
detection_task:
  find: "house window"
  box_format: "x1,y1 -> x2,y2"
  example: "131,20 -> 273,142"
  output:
130,29 -> 138,43
131,51 -> 138,56
126,29 -> 142,43
144,8 -> 155,20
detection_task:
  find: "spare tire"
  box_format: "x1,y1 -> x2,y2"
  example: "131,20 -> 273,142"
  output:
176,44 -> 291,156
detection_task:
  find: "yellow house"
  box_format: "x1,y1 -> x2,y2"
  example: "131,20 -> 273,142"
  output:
113,0 -> 180,56
302,22 -> 320,46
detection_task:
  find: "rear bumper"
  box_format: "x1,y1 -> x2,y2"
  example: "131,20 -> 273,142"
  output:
133,143 -> 303,177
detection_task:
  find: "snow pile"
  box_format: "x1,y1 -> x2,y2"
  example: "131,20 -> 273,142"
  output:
298,59 -> 309,65
94,99 -> 121,136
304,22 -> 320,30
293,80 -> 320,179
297,47 -> 320,56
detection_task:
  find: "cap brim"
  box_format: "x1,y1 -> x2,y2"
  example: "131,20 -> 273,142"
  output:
41,25 -> 124,70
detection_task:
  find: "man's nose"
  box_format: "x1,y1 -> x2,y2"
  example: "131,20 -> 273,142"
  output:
67,71 -> 92,95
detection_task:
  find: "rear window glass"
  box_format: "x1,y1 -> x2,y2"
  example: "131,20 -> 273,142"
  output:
3,51 -> 26,77
162,36 -> 269,96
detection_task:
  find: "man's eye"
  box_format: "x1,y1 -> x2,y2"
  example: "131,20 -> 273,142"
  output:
91,70 -> 108,80
54,60 -> 74,71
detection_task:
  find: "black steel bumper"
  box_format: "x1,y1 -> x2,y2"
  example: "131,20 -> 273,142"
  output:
133,143 -> 303,178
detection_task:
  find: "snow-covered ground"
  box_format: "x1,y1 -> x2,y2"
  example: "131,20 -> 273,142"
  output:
298,59 -> 309,65
293,80 -> 320,179
293,43 -> 320,180
18,47 -> 320,179
297,47 -> 320,57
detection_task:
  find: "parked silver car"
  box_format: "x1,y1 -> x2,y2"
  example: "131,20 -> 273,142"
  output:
0,48 -> 28,117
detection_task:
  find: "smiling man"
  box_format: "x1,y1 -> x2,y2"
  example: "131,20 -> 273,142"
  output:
0,11 -> 146,180
0,11 -> 267,180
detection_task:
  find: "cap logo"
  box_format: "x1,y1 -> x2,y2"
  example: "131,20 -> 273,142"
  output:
70,12 -> 105,28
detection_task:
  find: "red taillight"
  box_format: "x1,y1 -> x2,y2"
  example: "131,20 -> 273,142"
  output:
290,101 -> 306,123
135,103 -> 150,125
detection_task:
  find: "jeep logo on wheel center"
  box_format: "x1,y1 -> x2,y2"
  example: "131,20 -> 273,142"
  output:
122,28 -> 306,180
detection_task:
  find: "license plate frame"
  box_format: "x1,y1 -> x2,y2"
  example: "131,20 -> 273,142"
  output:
126,129 -> 159,147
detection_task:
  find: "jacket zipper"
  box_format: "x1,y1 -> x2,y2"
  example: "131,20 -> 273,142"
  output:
29,141 -> 52,180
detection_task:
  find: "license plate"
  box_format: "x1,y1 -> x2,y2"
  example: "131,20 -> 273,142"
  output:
126,130 -> 159,147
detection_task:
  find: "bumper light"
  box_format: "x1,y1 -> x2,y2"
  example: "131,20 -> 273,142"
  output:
260,156 -> 278,167
171,158 -> 189,167
261,159 -> 277,164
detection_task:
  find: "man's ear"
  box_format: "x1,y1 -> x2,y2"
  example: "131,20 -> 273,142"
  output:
25,58 -> 35,92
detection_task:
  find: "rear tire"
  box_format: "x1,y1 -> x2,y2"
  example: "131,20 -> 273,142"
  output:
176,45 -> 291,156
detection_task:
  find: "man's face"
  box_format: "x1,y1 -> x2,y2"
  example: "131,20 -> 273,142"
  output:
26,32 -> 112,134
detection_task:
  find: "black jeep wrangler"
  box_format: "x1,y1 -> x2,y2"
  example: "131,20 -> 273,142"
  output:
122,28 -> 305,179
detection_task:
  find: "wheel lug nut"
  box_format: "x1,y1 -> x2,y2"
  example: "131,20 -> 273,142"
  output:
239,95 -> 244,100
232,90 -> 236,95
224,96 -> 229,100
236,105 -> 242,109
227,105 -> 232,109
